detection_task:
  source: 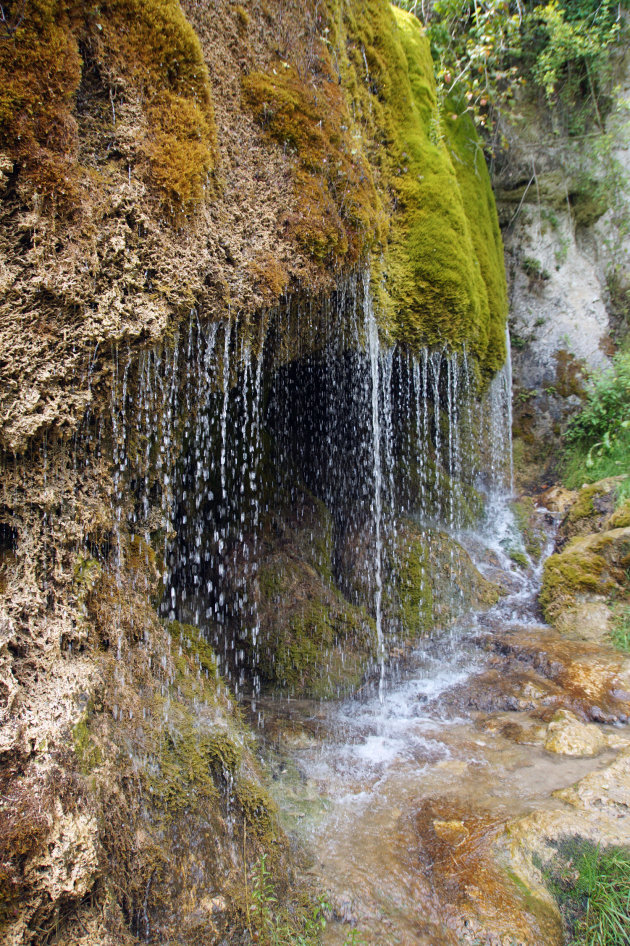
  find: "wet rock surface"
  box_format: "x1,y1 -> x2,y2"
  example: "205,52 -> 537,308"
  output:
259,490 -> 630,945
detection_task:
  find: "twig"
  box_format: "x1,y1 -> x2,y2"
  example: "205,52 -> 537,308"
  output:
0,0 -> 27,37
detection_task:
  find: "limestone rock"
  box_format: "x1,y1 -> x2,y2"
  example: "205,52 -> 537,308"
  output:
544,709 -> 606,757
537,486 -> 577,514
553,600 -> 613,644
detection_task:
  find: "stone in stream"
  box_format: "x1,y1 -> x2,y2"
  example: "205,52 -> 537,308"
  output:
544,708 -> 607,757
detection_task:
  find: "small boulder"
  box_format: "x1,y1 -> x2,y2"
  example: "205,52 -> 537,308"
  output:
544,709 -> 606,757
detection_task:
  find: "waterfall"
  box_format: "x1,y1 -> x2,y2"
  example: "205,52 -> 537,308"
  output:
364,273 -> 386,699
81,273 -> 514,697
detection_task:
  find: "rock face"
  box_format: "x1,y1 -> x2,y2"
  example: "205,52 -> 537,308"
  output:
493,65 -> 630,487
0,0 -> 507,457
497,481 -> 630,928
544,709 -> 607,757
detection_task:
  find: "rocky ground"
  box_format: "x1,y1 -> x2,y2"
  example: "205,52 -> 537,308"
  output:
255,476 -> 630,946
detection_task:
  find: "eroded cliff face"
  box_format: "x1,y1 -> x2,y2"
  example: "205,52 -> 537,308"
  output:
0,2 -> 510,943
492,59 -> 630,487
0,0 -> 508,454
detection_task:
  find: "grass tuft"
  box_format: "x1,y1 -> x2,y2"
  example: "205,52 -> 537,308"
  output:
541,838 -> 630,946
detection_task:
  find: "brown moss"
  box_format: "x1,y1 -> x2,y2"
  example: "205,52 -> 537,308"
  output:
96,0 -> 217,216
0,0 -> 216,216
96,0 -> 212,104
248,250 -> 290,302
0,777 -> 51,918
0,0 -> 82,210
143,92 -> 215,215
554,349 -> 587,398
242,55 -> 384,267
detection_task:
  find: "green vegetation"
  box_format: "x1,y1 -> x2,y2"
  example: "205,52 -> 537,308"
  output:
393,0 -> 627,134
522,257 -> 550,282
244,856 -> 366,946
541,838 -> 630,946
610,604 -> 630,653
563,353 -> 630,490
245,853 -> 330,946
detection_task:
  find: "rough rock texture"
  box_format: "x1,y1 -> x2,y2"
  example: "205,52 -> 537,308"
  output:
0,0 -> 507,457
544,708 -> 607,757
555,476 -> 629,543
507,748 -> 630,921
494,61 -> 630,487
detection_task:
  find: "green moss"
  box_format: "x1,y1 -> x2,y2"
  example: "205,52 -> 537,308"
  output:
427,526 -> 501,620
392,528 -> 433,637
568,483 -> 600,522
257,558 -> 376,697
242,58 -> 384,265
241,1 -> 507,372
508,549 -> 530,568
389,520 -> 501,634
383,7 -> 506,375
540,529 -> 630,623
318,1 -> 507,372
610,603 -> 630,652
151,729 -> 220,815
610,499 -> 630,529
167,620 -> 218,678
235,780 -> 276,840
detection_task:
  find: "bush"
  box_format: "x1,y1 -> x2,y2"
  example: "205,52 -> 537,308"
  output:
563,352 -> 630,489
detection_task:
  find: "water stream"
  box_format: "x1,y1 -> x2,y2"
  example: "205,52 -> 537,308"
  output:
257,496 -> 612,945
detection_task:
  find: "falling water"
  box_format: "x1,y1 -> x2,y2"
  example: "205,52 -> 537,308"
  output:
20,269 -> 515,701
364,274 -> 386,700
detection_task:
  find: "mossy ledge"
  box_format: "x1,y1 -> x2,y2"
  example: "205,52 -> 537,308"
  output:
241,0 -> 507,372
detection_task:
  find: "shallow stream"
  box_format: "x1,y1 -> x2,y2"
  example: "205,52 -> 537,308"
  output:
256,496 -> 617,945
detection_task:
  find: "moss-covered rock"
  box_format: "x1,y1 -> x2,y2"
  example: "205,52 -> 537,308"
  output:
257,555 -> 376,697
242,58 -> 384,265
383,7 -> 507,376
540,527 -> 630,625
242,1 -> 507,372
559,477 -> 628,541
0,0 -> 216,216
